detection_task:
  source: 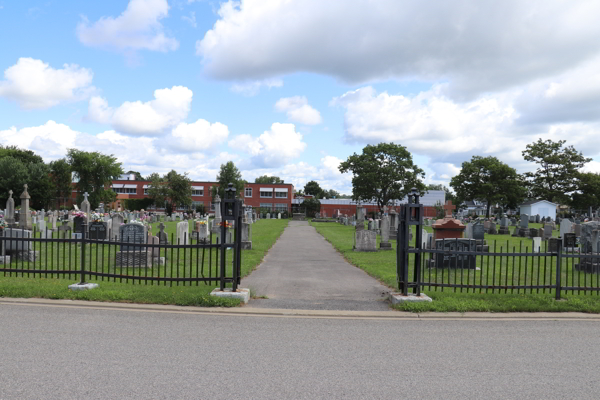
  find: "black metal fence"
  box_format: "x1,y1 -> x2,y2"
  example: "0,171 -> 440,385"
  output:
1,184 -> 243,290
397,190 -> 600,299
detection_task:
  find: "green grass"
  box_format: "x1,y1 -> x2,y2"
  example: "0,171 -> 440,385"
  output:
311,220 -> 600,313
0,219 -> 288,306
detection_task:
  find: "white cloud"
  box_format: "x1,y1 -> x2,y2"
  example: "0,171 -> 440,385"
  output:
0,121 -> 79,160
197,0 -> 600,98
275,96 -> 322,125
0,58 -> 94,109
87,86 -> 193,136
170,119 -> 229,152
228,122 -> 306,167
77,0 -> 178,54
230,78 -> 283,96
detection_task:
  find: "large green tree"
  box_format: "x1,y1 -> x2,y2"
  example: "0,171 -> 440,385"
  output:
304,180 -> 324,198
571,172 -> 600,211
26,162 -> 54,209
338,142 -> 426,211
0,156 -> 29,206
255,175 -> 284,184
213,161 -> 245,199
522,139 -> 591,204
146,171 -> 192,214
67,149 -> 123,209
450,156 -> 526,217
50,158 -> 73,208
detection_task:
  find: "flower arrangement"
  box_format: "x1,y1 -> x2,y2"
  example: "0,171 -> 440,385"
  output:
128,220 -> 145,226
0,218 -> 8,230
90,212 -> 103,222
196,219 -> 207,225
73,211 -> 87,218
219,221 -> 233,229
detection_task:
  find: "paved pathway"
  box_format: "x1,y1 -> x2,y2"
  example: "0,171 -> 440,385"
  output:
241,221 -> 392,311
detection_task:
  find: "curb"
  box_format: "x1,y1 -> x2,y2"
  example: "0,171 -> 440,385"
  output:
2,297 -> 600,320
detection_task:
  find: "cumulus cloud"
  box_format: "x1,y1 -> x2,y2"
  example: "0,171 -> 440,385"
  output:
332,84 -> 600,179
0,121 -> 79,160
169,119 -> 229,152
230,78 -> 283,96
0,58 -> 94,109
87,86 -> 193,136
77,0 -> 178,54
275,96 -> 322,125
228,122 -> 306,167
197,0 -> 600,98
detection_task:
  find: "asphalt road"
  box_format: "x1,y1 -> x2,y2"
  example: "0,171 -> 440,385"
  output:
242,221 -> 392,311
2,303 -> 600,399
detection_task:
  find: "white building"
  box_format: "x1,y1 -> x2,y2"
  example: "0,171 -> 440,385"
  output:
518,200 -> 558,219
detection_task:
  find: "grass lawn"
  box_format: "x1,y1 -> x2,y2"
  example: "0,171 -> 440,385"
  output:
0,218 -> 288,307
311,220 -> 600,313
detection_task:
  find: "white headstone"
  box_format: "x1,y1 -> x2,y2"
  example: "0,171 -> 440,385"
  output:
176,221 -> 189,245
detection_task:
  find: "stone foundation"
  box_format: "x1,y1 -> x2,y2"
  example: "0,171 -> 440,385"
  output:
115,251 -> 151,267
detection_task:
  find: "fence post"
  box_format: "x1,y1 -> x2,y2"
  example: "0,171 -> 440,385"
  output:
555,240 -> 562,300
79,220 -> 87,285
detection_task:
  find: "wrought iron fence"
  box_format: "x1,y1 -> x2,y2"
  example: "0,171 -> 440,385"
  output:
397,190 -> 600,299
1,184 -> 243,290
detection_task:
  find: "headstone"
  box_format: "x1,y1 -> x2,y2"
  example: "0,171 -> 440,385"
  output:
580,222 -> 600,253
535,214 -> 541,223
563,233 -> 576,249
520,215 -> 529,229
19,184 -> 32,230
177,221 -> 189,245
543,224 -> 553,240
277,213 -> 281,219
380,216 -> 391,250
464,223 -> 473,239
266,213 -> 271,219
119,223 -> 147,252
532,237 -> 542,253
548,237 -> 560,253
5,190 -> 15,227
432,239 -> 477,269
149,235 -> 160,257
241,222 -> 252,250
89,221 -> 108,240
488,223 -> 498,235
574,223 -> 582,237
112,214 -> 124,229
421,228 -> 428,249
473,223 -> 485,241
354,230 -> 377,252
483,220 -> 491,233
212,195 -> 221,233
158,222 -> 169,245
73,216 -> 85,234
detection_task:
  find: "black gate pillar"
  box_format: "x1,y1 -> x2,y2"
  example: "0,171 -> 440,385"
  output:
220,183 -> 242,291
397,188 -> 424,296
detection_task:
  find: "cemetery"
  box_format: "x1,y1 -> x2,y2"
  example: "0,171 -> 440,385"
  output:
312,198 -> 600,300
0,185 -> 287,297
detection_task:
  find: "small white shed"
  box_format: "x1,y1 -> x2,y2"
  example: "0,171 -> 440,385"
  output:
519,200 -> 558,219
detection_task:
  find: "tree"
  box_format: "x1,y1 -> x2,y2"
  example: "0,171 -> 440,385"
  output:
147,171 -> 192,214
522,139 -> 591,204
67,149 -> 123,209
0,145 -> 44,165
304,180 -> 324,198
0,156 -> 29,206
571,172 -> 600,211
50,159 -> 72,208
324,189 -> 340,199
213,161 -> 244,199
338,142 -> 426,211
165,170 -> 192,210
450,156 -> 526,218
255,175 -> 284,184
26,162 -> 54,209
301,198 -> 321,217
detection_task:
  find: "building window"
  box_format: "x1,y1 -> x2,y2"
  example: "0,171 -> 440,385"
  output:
274,203 -> 287,212
192,189 -> 204,196
260,191 -> 272,198
245,187 -> 252,197
113,187 -> 136,194
260,203 -> 273,211
144,188 -> 149,195
275,191 -> 287,198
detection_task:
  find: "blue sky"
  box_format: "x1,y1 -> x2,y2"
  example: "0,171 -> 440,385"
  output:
2,0 -> 600,195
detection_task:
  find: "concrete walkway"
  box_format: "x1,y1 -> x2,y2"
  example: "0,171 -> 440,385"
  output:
241,221 -> 392,311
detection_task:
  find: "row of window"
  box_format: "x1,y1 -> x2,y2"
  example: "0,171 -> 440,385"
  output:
116,187 -> 287,199
259,203 -> 289,211
113,188 -> 137,194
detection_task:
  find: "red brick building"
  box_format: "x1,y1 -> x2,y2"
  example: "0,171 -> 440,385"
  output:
71,179 -> 295,213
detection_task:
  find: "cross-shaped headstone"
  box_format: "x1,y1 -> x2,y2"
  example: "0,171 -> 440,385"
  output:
158,222 -> 165,235
443,200 -> 456,218
83,192 -> 89,202
23,184 -> 28,191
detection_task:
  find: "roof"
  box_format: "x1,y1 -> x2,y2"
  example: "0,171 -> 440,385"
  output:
519,199 -> 558,207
